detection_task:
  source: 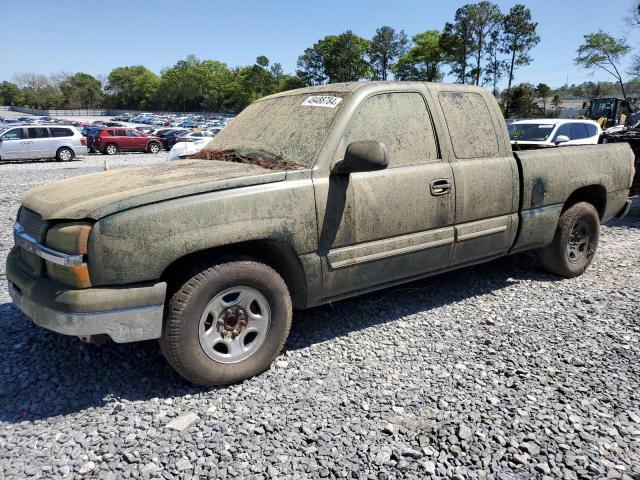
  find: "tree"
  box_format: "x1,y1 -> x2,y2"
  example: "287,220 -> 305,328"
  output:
535,83 -> 551,115
502,4 -> 540,116
506,83 -> 538,118
552,94 -> 561,117
106,66 -> 159,109
575,31 -> 631,102
297,31 -> 371,84
467,1 -> 503,86
296,47 -> 327,86
13,73 -> 63,109
440,5 -> 475,83
484,30 -> 507,95
59,72 -> 103,108
0,81 -> 25,106
393,31 -> 444,81
368,26 -> 408,80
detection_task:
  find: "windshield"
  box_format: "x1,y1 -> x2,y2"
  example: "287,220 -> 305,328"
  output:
204,93 -> 346,167
589,99 -> 616,120
508,123 -> 555,141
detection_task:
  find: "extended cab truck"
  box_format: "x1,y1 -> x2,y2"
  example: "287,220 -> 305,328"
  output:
6,82 -> 635,386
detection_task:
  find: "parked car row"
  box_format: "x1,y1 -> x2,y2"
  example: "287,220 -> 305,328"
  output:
111,112 -> 233,130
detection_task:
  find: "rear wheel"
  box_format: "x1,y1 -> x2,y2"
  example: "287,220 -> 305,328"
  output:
148,142 -> 160,154
160,258 -> 292,386
56,147 -> 74,162
538,202 -> 600,278
104,143 -> 118,155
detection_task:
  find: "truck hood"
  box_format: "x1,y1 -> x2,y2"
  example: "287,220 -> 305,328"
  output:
21,159 -> 288,220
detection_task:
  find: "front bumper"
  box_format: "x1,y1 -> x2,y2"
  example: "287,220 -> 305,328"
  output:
7,248 -> 166,343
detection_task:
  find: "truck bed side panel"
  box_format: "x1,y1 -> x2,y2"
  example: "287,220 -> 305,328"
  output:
511,143 -> 632,252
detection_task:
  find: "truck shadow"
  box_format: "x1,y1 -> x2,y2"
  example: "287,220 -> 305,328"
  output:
0,251 -> 555,423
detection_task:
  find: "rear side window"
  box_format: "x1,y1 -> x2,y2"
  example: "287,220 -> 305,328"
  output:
104,129 -> 114,136
585,124 -> 599,137
28,127 -> 50,139
570,123 -> 589,140
115,129 -> 127,136
50,127 -> 73,137
438,92 -> 499,159
343,92 -> 439,166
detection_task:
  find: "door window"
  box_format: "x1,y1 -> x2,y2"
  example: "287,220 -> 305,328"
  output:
1,128 -> 24,140
554,124 -> 572,140
438,92 -> 499,159
570,123 -> 589,140
343,92 -> 439,166
126,129 -> 142,137
115,129 -> 127,137
27,127 -> 50,139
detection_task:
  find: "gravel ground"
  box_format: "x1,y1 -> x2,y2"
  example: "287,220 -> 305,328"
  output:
0,157 -> 638,480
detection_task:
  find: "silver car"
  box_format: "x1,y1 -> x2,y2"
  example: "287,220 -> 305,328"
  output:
0,125 -> 88,161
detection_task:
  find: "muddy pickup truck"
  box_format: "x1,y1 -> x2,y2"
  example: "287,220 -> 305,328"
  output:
7,82 -> 635,386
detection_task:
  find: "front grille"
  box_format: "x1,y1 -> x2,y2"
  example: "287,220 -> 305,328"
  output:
16,207 -> 47,278
19,208 -> 46,242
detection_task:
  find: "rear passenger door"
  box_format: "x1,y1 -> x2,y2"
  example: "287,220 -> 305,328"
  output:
434,89 -> 519,265
26,127 -> 53,158
317,90 -> 456,298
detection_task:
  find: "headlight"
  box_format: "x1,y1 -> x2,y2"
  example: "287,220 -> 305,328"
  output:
45,222 -> 92,288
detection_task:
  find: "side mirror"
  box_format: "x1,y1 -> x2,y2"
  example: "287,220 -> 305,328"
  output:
332,141 -> 389,174
555,135 -> 570,144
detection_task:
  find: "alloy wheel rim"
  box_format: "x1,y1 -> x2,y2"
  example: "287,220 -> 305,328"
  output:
60,150 -> 71,161
198,286 -> 271,364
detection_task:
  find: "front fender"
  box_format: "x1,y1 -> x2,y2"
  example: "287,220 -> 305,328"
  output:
87,175 -> 317,286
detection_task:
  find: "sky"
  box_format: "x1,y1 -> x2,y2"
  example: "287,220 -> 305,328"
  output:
1,0 -> 638,89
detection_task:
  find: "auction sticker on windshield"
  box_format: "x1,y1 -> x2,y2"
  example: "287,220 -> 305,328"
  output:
302,96 -> 343,108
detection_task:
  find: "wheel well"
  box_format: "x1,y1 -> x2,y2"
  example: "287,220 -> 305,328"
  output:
563,185 -> 606,218
159,240 -> 308,309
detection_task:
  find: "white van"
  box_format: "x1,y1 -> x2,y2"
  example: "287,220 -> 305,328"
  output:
0,125 -> 88,161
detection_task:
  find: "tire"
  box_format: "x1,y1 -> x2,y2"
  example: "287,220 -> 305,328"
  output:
56,147 -> 74,162
538,202 -> 600,278
104,143 -> 118,155
148,142 -> 160,154
160,258 -> 293,386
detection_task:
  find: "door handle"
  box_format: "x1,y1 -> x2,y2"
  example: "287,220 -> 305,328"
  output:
430,179 -> 452,196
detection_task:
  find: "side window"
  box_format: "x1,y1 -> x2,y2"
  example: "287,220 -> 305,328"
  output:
1,128 -> 24,140
570,123 -> 589,140
115,129 -> 127,136
438,92 -> 499,159
127,129 -> 142,137
343,92 -> 439,166
50,128 -> 73,137
28,127 -> 50,139
554,123 -> 572,140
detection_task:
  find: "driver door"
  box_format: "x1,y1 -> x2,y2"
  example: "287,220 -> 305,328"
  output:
315,91 -> 456,299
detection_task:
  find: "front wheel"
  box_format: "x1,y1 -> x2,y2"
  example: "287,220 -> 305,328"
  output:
160,258 -> 292,386
538,202 -> 600,278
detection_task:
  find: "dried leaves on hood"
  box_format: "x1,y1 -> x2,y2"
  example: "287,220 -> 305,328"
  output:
189,149 -> 302,170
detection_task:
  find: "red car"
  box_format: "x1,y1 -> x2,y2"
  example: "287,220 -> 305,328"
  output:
93,128 -> 162,155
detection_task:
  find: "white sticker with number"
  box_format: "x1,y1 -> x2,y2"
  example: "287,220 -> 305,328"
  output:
301,96 -> 343,108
